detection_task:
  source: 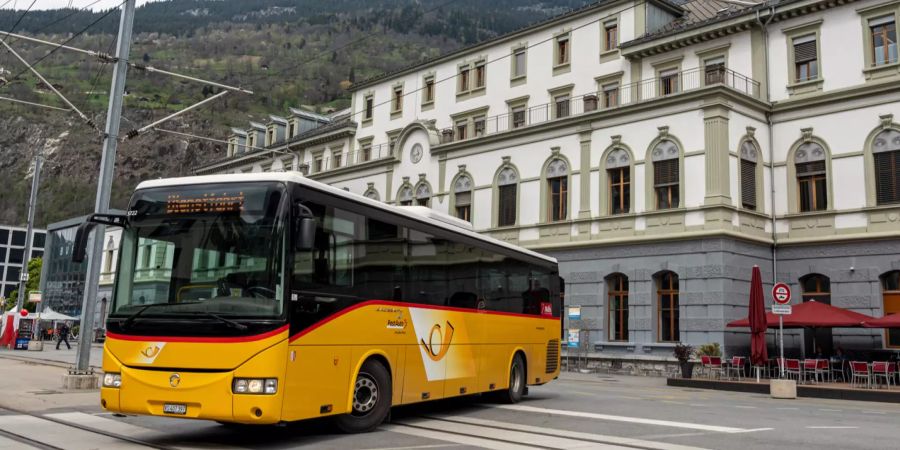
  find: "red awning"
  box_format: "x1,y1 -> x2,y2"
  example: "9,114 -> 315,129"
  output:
863,312 -> 900,328
727,300 -> 873,328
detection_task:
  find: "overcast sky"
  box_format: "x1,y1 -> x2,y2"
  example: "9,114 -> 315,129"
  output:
3,0 -> 154,11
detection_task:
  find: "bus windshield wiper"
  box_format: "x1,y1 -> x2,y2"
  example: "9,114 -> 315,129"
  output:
189,312 -> 248,331
121,301 -> 204,329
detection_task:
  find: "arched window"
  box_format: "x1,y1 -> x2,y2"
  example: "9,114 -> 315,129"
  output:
607,274 -> 629,341
740,140 -> 759,210
415,183 -> 432,207
873,129 -> 900,205
546,159 -> 568,221
497,167 -> 518,227
801,274 -> 831,303
652,140 -> 679,209
882,271 -> 900,348
453,175 -> 473,222
795,142 -> 828,212
398,185 -> 413,206
656,271 -> 679,342
606,148 -> 631,214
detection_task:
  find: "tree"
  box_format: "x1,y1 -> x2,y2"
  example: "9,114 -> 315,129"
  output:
4,257 -> 42,312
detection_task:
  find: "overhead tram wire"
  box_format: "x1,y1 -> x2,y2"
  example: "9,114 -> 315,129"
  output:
3,0 -> 107,47
0,0 -> 126,91
0,0 -> 35,38
77,35 -> 117,120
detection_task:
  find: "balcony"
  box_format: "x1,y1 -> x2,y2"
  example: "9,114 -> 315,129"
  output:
438,67 -> 761,145
309,143 -> 394,175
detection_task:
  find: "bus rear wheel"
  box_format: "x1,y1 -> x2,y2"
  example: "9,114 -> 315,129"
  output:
334,359 -> 392,433
495,353 -> 526,404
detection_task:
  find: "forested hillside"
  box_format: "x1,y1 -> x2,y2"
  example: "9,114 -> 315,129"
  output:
0,0 -> 588,226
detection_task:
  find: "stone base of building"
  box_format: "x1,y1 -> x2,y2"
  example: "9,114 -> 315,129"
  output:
562,351 -> 678,377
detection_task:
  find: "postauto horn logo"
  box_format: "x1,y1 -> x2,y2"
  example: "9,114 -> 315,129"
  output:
420,321 -> 454,362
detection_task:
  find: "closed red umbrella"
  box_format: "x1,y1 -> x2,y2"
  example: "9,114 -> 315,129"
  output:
748,266 -> 768,367
863,312 -> 900,328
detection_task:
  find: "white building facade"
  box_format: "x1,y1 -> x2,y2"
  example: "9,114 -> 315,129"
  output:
196,0 -> 900,360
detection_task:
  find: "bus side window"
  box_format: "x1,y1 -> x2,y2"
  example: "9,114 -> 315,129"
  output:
446,241 -> 478,309
405,229 -> 447,306
358,217 -> 405,301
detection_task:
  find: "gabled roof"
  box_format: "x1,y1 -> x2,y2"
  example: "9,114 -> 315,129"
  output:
248,121 -> 266,131
267,115 -> 288,125
622,0 -> 753,48
289,107 -> 331,122
229,128 -> 247,136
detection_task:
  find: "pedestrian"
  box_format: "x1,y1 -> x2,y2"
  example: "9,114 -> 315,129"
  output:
57,322 -> 71,350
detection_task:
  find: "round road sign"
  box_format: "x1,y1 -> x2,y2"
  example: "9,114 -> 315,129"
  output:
772,282 -> 792,304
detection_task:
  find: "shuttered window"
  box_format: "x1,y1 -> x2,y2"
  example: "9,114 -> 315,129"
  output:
741,159 -> 757,209
797,160 -> 827,212
498,185 -> 517,227
875,150 -> 900,205
654,159 -> 679,209
793,35 -> 819,82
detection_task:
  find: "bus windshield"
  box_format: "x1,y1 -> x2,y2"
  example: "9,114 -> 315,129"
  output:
111,182 -> 287,322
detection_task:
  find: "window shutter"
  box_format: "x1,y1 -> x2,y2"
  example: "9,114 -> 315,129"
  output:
654,159 -> 678,185
796,160 -> 826,176
794,39 -> 818,63
741,159 -> 757,208
875,151 -> 900,205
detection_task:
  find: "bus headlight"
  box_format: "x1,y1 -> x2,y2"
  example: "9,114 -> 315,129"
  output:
102,373 -> 122,388
233,378 -> 277,394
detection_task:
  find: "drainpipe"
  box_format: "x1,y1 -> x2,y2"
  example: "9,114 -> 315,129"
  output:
756,4 -> 777,282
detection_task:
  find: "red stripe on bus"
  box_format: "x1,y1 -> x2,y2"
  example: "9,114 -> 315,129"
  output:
106,324 -> 289,343
289,300 -> 559,343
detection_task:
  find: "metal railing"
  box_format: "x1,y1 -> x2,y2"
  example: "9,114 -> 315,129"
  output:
310,143 -> 393,174
439,67 -> 760,145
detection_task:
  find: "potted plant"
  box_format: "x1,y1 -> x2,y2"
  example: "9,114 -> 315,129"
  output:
673,343 -> 695,379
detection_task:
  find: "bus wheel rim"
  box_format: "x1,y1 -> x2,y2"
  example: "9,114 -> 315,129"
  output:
353,373 -> 378,414
511,362 -> 522,393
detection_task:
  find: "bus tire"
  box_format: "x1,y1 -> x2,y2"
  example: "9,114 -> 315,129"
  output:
334,359 -> 392,433
496,353 -> 526,404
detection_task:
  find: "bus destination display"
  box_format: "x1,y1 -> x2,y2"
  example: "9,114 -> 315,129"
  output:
166,192 -> 245,215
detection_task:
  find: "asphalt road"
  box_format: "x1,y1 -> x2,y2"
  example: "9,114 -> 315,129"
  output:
1,372 -> 898,449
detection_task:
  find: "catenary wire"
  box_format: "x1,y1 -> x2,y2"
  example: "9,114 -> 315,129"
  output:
3,0 -> 107,46
0,0 -> 125,90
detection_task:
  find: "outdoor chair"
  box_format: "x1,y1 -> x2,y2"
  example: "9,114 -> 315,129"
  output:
707,356 -> 724,380
849,361 -> 871,389
785,359 -> 802,381
830,358 -> 845,382
726,356 -> 746,380
803,359 -> 828,384
872,362 -> 894,388
699,355 -> 711,378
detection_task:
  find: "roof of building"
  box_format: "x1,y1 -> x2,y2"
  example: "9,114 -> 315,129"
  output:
267,115 -> 288,125
248,121 -> 266,131
289,107 -> 331,122
349,0 -> 684,91
135,172 -> 557,265
622,0 -> 754,47
230,128 -> 248,136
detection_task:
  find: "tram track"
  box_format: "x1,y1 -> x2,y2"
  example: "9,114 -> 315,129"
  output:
0,406 -> 178,450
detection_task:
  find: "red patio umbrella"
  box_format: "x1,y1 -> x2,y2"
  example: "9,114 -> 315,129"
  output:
727,300 -> 873,329
862,312 -> 900,328
748,266 -> 768,366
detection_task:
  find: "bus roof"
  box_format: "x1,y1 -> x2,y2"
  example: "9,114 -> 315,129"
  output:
136,173 -> 557,265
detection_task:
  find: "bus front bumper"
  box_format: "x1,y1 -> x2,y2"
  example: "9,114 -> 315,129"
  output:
101,347 -> 285,424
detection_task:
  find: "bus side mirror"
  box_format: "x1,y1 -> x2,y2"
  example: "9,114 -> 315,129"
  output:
73,221 -> 98,263
295,217 -> 316,251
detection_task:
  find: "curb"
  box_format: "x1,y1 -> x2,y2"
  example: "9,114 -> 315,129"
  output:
0,353 -> 102,370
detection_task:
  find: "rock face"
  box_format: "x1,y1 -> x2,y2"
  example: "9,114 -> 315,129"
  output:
0,113 -> 221,227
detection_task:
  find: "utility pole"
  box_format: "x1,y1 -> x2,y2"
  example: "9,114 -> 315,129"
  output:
73,0 -> 135,374
15,155 -> 42,311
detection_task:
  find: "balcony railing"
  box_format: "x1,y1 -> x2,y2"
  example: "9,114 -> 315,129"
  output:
438,67 -> 760,145
309,143 -> 393,174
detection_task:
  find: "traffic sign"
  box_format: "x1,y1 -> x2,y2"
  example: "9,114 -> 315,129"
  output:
28,292 -> 41,303
772,282 -> 792,305
568,306 -> 581,320
772,304 -> 792,315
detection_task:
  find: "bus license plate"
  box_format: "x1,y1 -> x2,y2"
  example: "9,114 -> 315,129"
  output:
163,403 -> 187,415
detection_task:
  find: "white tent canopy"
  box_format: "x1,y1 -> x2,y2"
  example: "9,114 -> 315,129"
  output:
38,307 -> 78,322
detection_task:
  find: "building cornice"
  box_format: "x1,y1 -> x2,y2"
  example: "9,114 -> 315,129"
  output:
620,0 -> 860,59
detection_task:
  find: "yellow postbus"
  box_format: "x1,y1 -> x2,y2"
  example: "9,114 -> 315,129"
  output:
78,172 -> 561,432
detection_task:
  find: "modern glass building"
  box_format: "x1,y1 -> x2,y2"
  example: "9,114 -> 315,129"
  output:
0,225 -> 46,301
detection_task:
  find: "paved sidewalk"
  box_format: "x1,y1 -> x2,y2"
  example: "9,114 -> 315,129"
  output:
0,343 -> 103,369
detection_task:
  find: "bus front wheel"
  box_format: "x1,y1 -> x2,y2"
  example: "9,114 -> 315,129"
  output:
335,359 -> 392,433
495,353 -> 526,404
